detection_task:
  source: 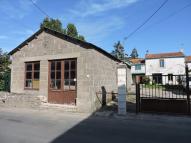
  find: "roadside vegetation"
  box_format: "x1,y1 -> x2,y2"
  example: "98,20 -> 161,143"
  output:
0,48 -> 11,91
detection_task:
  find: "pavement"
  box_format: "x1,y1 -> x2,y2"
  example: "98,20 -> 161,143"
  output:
0,108 -> 191,143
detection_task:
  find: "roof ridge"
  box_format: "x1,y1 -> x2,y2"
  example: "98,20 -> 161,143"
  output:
8,27 -> 131,67
146,51 -> 185,59
146,51 -> 183,55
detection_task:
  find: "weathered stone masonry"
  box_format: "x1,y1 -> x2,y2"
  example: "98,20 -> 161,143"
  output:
10,30 -> 119,113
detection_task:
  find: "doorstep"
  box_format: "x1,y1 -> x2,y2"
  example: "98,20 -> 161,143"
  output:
40,103 -> 78,112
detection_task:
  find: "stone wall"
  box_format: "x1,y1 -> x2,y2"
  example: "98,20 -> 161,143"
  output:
84,50 -> 118,112
0,92 -> 41,108
10,31 -> 120,113
11,31 -> 87,95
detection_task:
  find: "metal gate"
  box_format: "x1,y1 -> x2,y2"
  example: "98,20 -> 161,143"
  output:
136,65 -> 190,115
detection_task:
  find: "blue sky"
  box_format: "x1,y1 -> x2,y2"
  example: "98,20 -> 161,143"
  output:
0,0 -> 191,57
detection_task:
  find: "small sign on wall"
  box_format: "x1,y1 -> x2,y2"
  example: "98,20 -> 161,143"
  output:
117,67 -> 127,115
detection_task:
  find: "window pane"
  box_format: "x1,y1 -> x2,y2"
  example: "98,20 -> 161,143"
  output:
34,63 -> 40,71
64,80 -> 69,90
26,64 -> 32,71
160,59 -> 164,67
71,61 -> 76,70
70,70 -> 76,79
33,79 -> 39,89
25,80 -> 32,88
50,80 -> 55,88
56,61 -> 61,70
64,61 -> 69,70
70,80 -> 76,90
135,65 -> 141,70
51,61 -> 55,70
56,71 -> 61,79
64,71 -> 69,79
51,72 -> 55,79
26,72 -> 32,79
56,80 -> 61,89
168,74 -> 173,81
50,80 -> 61,90
34,72 -> 39,79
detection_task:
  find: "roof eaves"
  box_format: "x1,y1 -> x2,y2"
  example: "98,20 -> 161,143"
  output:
8,28 -> 44,55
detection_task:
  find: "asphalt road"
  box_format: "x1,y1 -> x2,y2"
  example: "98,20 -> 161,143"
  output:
0,108 -> 191,143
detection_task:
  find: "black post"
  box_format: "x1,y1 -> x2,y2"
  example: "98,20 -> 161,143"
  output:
136,82 -> 140,113
186,65 -> 190,115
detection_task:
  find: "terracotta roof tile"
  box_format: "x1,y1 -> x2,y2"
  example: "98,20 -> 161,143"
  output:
146,52 -> 184,59
186,56 -> 191,63
130,58 -> 145,64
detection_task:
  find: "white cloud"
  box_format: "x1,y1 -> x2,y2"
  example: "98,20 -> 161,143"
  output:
0,35 -> 8,39
76,16 -> 126,42
0,0 -> 38,19
69,0 -> 138,17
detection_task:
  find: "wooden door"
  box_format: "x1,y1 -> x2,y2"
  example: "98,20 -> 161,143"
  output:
48,59 -> 77,105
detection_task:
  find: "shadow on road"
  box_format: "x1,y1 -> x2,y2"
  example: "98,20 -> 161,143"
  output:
50,111 -> 191,143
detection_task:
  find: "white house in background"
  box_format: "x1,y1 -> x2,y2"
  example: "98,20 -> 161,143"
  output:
130,58 -> 145,84
145,52 -> 185,84
186,56 -> 191,73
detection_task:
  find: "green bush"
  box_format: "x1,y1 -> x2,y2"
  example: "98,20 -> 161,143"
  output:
0,71 -> 11,92
142,76 -> 150,84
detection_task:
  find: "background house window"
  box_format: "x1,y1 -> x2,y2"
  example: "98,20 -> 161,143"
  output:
135,64 -> 141,70
159,59 -> 165,67
25,62 -> 40,89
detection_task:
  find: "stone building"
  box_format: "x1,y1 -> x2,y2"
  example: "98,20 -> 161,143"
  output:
9,27 -> 130,113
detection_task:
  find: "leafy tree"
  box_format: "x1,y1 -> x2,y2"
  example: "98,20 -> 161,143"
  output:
130,48 -> 138,58
66,23 -> 78,38
111,41 -> 126,60
40,18 -> 85,41
0,48 -> 11,91
0,50 -> 10,72
78,35 -> 85,41
40,17 -> 64,33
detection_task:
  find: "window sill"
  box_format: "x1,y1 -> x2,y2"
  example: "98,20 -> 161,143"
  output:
24,88 -> 39,91
50,89 -> 76,92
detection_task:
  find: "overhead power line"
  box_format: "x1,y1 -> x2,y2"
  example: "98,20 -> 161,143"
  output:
29,0 -> 50,18
143,2 -> 191,31
124,0 -> 168,41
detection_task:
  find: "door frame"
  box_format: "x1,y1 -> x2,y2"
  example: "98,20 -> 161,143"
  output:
48,58 -> 77,105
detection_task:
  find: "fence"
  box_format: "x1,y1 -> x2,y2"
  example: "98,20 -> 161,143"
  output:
96,91 -> 117,106
136,65 -> 190,115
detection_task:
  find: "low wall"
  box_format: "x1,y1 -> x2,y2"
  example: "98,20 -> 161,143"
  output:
140,98 -> 188,114
0,92 -> 41,109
